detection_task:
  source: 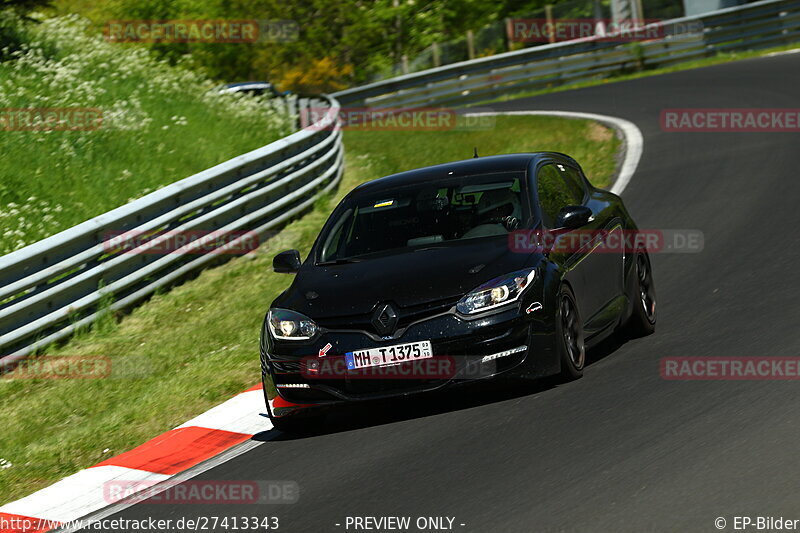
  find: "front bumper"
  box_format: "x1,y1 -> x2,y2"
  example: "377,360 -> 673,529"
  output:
263,305 -> 559,409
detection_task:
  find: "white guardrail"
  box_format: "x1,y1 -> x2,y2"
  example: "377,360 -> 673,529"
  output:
1,0 -> 798,367
332,0 -> 800,108
0,96 -> 343,369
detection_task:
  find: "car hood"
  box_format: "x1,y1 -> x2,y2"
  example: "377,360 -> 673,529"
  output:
274,238 -> 542,318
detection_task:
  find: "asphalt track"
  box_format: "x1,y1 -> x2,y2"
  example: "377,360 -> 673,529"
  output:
82,53 -> 800,532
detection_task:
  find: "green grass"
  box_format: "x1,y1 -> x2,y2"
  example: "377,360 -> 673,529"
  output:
0,15 -> 292,255
479,42 -> 800,105
0,115 -> 619,504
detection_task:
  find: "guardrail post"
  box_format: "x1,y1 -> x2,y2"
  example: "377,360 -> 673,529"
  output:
287,96 -> 298,129
504,18 -> 517,51
779,8 -> 793,44
545,5 -> 556,44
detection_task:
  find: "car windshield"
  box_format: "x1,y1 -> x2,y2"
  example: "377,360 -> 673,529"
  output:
317,172 -> 526,263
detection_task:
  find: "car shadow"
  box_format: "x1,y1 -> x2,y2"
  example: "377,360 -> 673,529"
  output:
253,332 -> 632,441
586,330 -> 628,366
252,378 -> 564,441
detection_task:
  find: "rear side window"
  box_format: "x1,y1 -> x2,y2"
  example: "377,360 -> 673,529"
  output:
537,163 -> 584,227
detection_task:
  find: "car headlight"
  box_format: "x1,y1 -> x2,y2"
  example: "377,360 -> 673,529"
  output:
456,268 -> 536,315
267,308 -> 319,340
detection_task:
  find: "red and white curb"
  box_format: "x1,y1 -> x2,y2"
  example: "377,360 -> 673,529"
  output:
0,384 -> 284,533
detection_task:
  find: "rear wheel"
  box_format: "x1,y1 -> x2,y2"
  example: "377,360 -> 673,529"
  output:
557,284 -> 585,380
622,252 -> 656,338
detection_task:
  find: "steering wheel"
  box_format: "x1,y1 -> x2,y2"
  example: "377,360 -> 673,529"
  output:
482,215 -> 519,230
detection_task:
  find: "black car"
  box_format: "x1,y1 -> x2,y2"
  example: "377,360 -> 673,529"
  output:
260,153 -> 656,432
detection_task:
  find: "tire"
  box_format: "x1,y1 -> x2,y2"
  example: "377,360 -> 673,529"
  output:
557,284 -> 585,381
621,251 -> 657,338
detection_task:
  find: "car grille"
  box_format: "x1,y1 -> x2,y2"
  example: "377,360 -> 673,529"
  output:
315,296 -> 459,334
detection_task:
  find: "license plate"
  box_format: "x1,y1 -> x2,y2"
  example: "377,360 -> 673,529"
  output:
346,340 -> 433,370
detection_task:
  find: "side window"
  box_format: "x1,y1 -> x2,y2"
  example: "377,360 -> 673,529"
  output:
560,165 -> 586,203
536,164 -> 576,227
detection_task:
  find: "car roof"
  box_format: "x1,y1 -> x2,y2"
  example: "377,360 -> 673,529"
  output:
352,152 -> 577,194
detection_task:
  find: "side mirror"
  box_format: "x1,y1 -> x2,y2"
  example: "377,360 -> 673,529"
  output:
273,249 -> 302,274
554,205 -> 592,229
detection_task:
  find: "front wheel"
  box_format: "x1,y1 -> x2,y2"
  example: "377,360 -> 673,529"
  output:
557,284 -> 585,381
621,251 -> 656,338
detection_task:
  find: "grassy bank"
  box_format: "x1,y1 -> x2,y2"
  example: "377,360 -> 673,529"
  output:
0,115 -> 619,503
0,15 -> 292,256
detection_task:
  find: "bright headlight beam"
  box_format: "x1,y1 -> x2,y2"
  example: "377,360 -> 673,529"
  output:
268,308 -> 319,340
490,285 -> 510,303
456,268 -> 536,315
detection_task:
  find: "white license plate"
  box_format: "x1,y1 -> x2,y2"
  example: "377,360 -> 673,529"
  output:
345,340 -> 433,370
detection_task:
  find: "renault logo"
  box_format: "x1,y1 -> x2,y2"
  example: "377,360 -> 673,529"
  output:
371,303 -> 398,336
